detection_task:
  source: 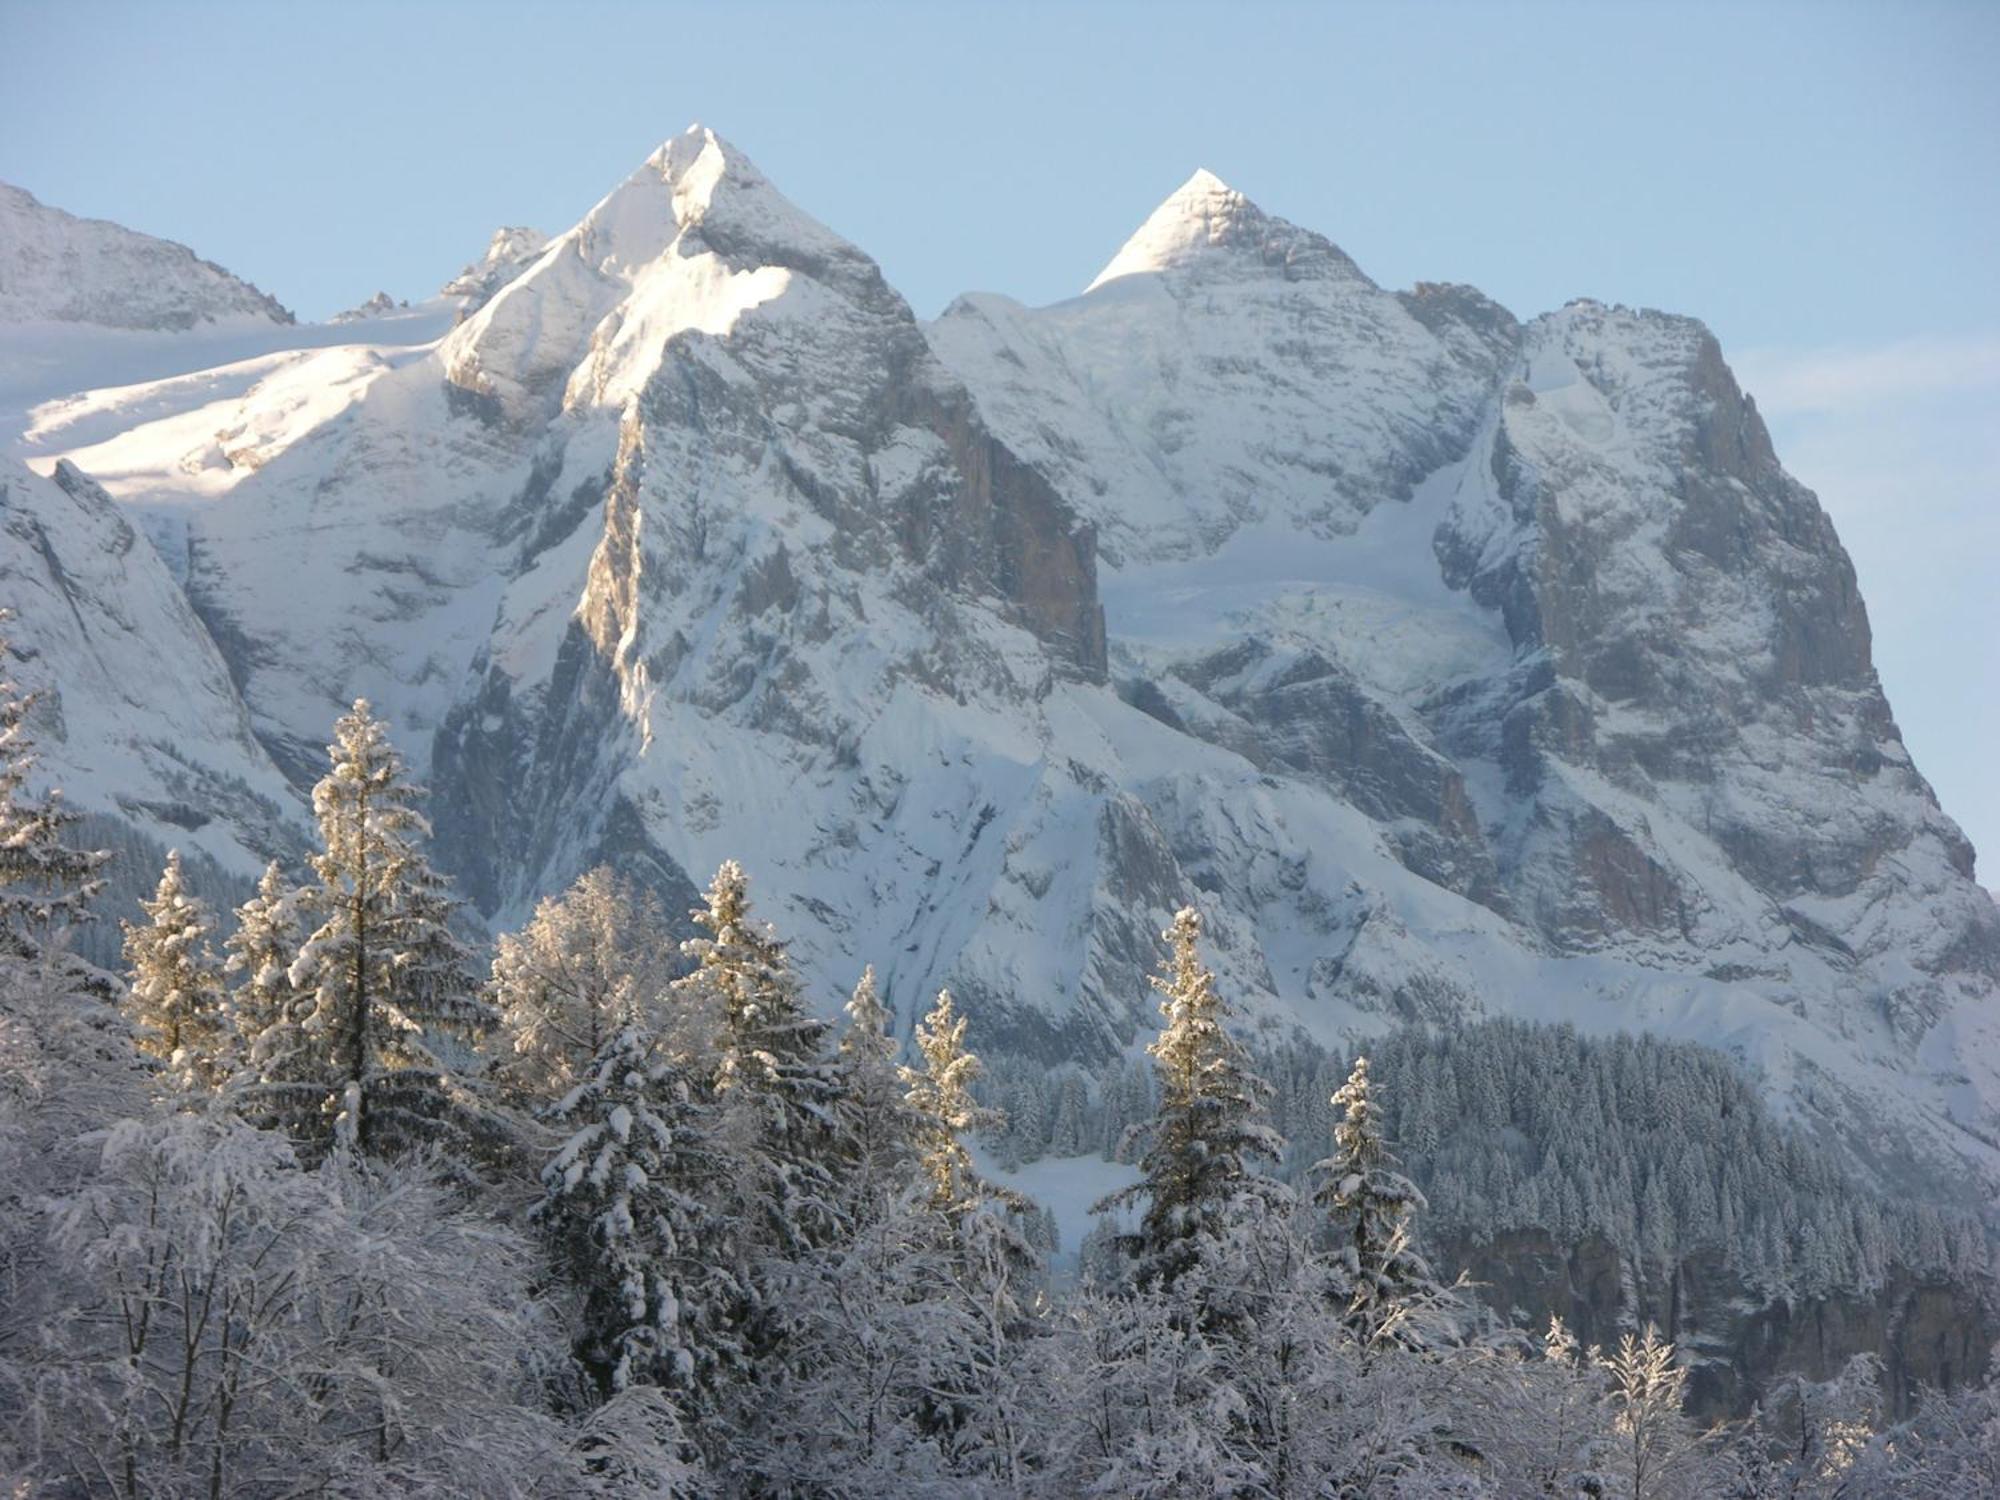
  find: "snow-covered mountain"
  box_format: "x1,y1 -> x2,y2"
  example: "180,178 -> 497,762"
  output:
6,131 -> 1997,1222
0,183 -> 292,331
930,171 -> 2000,1190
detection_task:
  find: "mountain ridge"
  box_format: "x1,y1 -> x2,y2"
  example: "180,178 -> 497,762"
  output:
3,134 -> 1994,1224
0,182 -> 294,331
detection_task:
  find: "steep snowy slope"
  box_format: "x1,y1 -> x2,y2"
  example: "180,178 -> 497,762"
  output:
0,456 -> 304,951
0,183 -> 292,330
17,137 -> 2000,1210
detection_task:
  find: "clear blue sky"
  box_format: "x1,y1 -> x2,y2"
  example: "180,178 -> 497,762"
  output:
3,0 -> 1995,872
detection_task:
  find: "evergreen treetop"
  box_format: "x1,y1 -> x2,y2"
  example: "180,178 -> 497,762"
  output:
537,1018 -> 737,1398
1097,905 -> 1283,1291
673,859 -> 845,1256
1313,1054 -> 1450,1349
224,861 -> 305,1051
900,987 -> 1002,1222
121,849 -> 230,1090
284,699 -> 490,1157
837,964 -> 916,1219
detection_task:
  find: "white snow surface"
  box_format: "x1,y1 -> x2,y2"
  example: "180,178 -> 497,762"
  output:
5,132 -> 1996,1212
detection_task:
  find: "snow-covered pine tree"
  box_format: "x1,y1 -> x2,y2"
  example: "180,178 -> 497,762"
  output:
870,989 -> 1039,1477
0,647 -> 107,969
223,861 -> 310,1103
537,1019 -> 735,1402
121,850 -> 230,1089
286,700 -> 491,1158
1313,1054 -> 1452,1350
493,865 -> 677,1104
673,860 -> 846,1257
837,964 -> 915,1220
1097,906 -> 1283,1291
900,988 -> 1003,1223
1049,1073 -> 1088,1156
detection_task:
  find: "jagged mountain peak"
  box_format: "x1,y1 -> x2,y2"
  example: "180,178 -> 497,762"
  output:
1086,167 -> 1262,291
582,124 -> 861,275
441,125 -> 886,420
1086,167 -> 1365,293
1178,165 -> 1235,195
642,121 -> 737,191
439,225 -> 549,309
1144,165 -> 1251,227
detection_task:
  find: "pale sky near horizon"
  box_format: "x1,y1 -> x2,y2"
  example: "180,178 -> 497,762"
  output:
1,0 -> 1994,875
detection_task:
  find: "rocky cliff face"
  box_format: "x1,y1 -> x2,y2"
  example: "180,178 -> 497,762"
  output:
0,457 -> 300,861
932,181 -> 2000,1203
9,132 -> 1998,1230
1433,302 -> 1993,1038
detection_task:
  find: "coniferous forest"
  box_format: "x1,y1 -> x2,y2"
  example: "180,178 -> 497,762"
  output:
3,675 -> 1997,1497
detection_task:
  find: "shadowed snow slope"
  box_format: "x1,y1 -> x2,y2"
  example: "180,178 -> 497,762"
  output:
7,140 -> 1998,1214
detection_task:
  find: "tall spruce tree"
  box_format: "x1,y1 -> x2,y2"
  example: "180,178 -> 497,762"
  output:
673,860 -> 847,1255
537,1019 -> 736,1400
286,700 -> 490,1157
224,863 -> 303,1058
837,965 -> 915,1221
900,988 -> 1000,1223
1097,906 -> 1283,1290
1313,1054 -> 1448,1349
224,861 -> 319,1128
122,850 -> 230,1089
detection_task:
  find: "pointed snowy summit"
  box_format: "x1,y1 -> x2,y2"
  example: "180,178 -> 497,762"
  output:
1085,169 -> 1268,292
1084,168 -> 1365,294
441,123 -> 889,421
553,123 -> 866,281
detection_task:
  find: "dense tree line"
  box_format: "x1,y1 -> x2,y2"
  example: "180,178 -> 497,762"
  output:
0,675 -> 1993,1496
984,1024 -> 1987,1305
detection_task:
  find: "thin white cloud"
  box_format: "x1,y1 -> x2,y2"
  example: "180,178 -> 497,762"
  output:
1734,334 -> 2000,415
